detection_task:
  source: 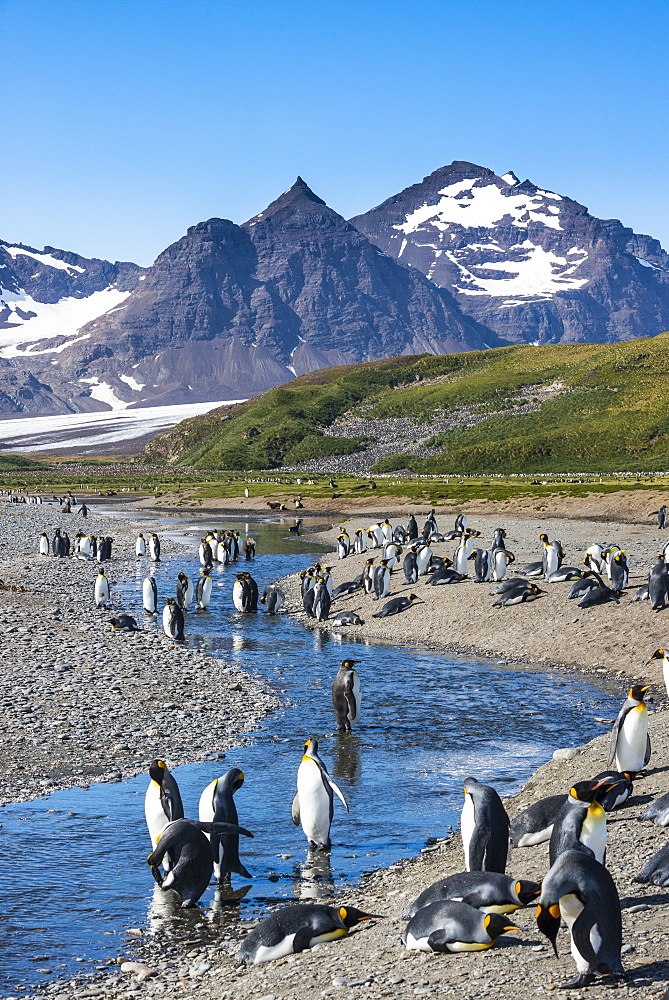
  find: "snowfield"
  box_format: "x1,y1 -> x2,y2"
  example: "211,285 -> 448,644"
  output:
0,399 -> 244,455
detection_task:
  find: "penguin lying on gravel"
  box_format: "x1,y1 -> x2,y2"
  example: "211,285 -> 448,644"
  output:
510,794 -> 566,847
331,611 -> 365,626
372,594 -> 423,617
109,614 -> 139,631
568,572 -> 604,600
489,577 -> 529,595
426,568 -> 467,585
236,903 -> 377,965
537,849 -> 624,989
638,790 -> 669,826
634,842 -> 669,886
148,818 -> 253,908
402,872 -> 540,920
577,585 -> 620,608
402,900 -> 520,953
492,582 -> 545,606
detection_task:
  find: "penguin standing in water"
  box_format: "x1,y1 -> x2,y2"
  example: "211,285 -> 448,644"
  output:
163,598 -> 185,639
312,579 -> 331,621
536,849 -> 624,989
235,903 -> 377,965
292,739 -> 349,849
261,585 -> 285,613
198,768 -> 251,881
648,648 -> 669,695
176,572 -> 193,610
196,570 -> 213,609
402,900 -> 520,954
136,534 -> 146,557
148,532 -> 161,562
148,817 -> 253,908
144,759 -> 184,866
332,660 -> 361,732
607,684 -> 651,775
233,572 -> 258,612
198,538 -> 213,567
461,777 -> 509,873
39,533 -> 49,556
143,575 -> 158,614
94,570 -> 110,608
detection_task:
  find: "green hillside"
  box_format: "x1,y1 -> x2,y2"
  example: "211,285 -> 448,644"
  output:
141,333 -> 669,473
0,453 -> 45,471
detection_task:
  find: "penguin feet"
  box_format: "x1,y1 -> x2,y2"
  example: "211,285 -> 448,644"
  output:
559,974 -> 595,989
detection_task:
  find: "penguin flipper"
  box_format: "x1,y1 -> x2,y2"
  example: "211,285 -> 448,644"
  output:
325,774 -> 349,812
607,708 -> 629,767
199,821 -> 254,838
570,910 -> 600,973
425,930 -> 455,953
291,791 -> 301,826
645,734 -> 652,766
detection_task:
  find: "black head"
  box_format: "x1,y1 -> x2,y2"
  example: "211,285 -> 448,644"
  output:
649,649 -> 666,661
341,659 -> 361,669
221,767 -> 245,792
484,913 -> 521,940
536,902 -> 561,955
149,759 -> 166,784
539,533 -> 549,543
569,780 -> 601,804
630,684 -> 650,702
516,880 -> 542,906
337,905 -> 380,928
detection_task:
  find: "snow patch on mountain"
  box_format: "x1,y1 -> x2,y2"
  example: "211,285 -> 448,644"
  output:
3,245 -> 86,273
451,241 -> 590,300
394,178 -> 564,235
119,373 -> 146,391
0,286 -> 130,357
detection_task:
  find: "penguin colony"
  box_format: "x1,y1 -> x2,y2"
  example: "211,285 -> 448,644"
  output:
34,506 -> 669,982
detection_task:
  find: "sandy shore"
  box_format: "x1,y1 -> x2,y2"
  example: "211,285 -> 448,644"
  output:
288,513 -> 669,691
7,502 -> 669,999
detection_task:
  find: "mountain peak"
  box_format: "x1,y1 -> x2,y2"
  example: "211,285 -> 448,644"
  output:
244,176 -> 327,227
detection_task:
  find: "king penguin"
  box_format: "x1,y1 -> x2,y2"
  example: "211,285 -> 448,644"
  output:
402,900 -> 520,953
549,779 -> 614,865
461,777 -> 509,873
537,849 -> 624,989
331,660 -> 361,732
136,534 -> 146,557
292,738 -> 349,850
162,598 -> 185,639
235,903 -> 377,965
648,648 -> 669,695
144,758 -> 185,869
143,575 -> 158,615
94,570 -> 110,608
198,767 -> 251,880
607,684 -> 651,776
39,533 -> 49,556
176,572 -> 193,610
195,570 -> 213,609
148,533 -> 161,562
403,871 -> 540,920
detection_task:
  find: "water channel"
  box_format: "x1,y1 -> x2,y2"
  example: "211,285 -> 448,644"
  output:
0,513 -> 621,993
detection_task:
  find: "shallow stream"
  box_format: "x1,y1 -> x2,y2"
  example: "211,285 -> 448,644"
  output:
0,514 -> 621,993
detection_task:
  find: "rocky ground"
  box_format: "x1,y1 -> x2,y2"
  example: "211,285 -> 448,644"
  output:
6,502 -> 669,999
0,501 -> 278,807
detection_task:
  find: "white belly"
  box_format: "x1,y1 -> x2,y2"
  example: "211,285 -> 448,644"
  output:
199,577 -> 212,607
143,579 -> 156,612
94,579 -> 108,605
461,795 -> 476,870
232,580 -> 244,611
404,932 -> 432,952
664,660 -> 669,697
162,606 -> 173,636
616,706 -> 648,772
351,673 -> 361,723
561,893 -> 589,973
136,539 -> 146,556
516,825 -> 553,847
297,761 -> 331,845
251,934 -> 297,964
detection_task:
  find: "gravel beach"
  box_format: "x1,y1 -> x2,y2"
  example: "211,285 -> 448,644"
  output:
0,501 -> 278,807
4,499 -> 669,999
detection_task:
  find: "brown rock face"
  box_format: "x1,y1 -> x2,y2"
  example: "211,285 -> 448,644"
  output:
350,160 -> 669,346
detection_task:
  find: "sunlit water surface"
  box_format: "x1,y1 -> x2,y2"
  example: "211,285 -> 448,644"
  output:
0,513 -> 620,992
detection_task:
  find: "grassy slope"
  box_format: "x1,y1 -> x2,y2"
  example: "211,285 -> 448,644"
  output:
140,334 -> 669,473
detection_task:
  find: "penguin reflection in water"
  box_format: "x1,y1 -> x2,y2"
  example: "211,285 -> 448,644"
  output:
292,739 -> 349,850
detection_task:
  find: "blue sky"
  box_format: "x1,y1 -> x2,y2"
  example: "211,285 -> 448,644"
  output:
2,0 -> 668,266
